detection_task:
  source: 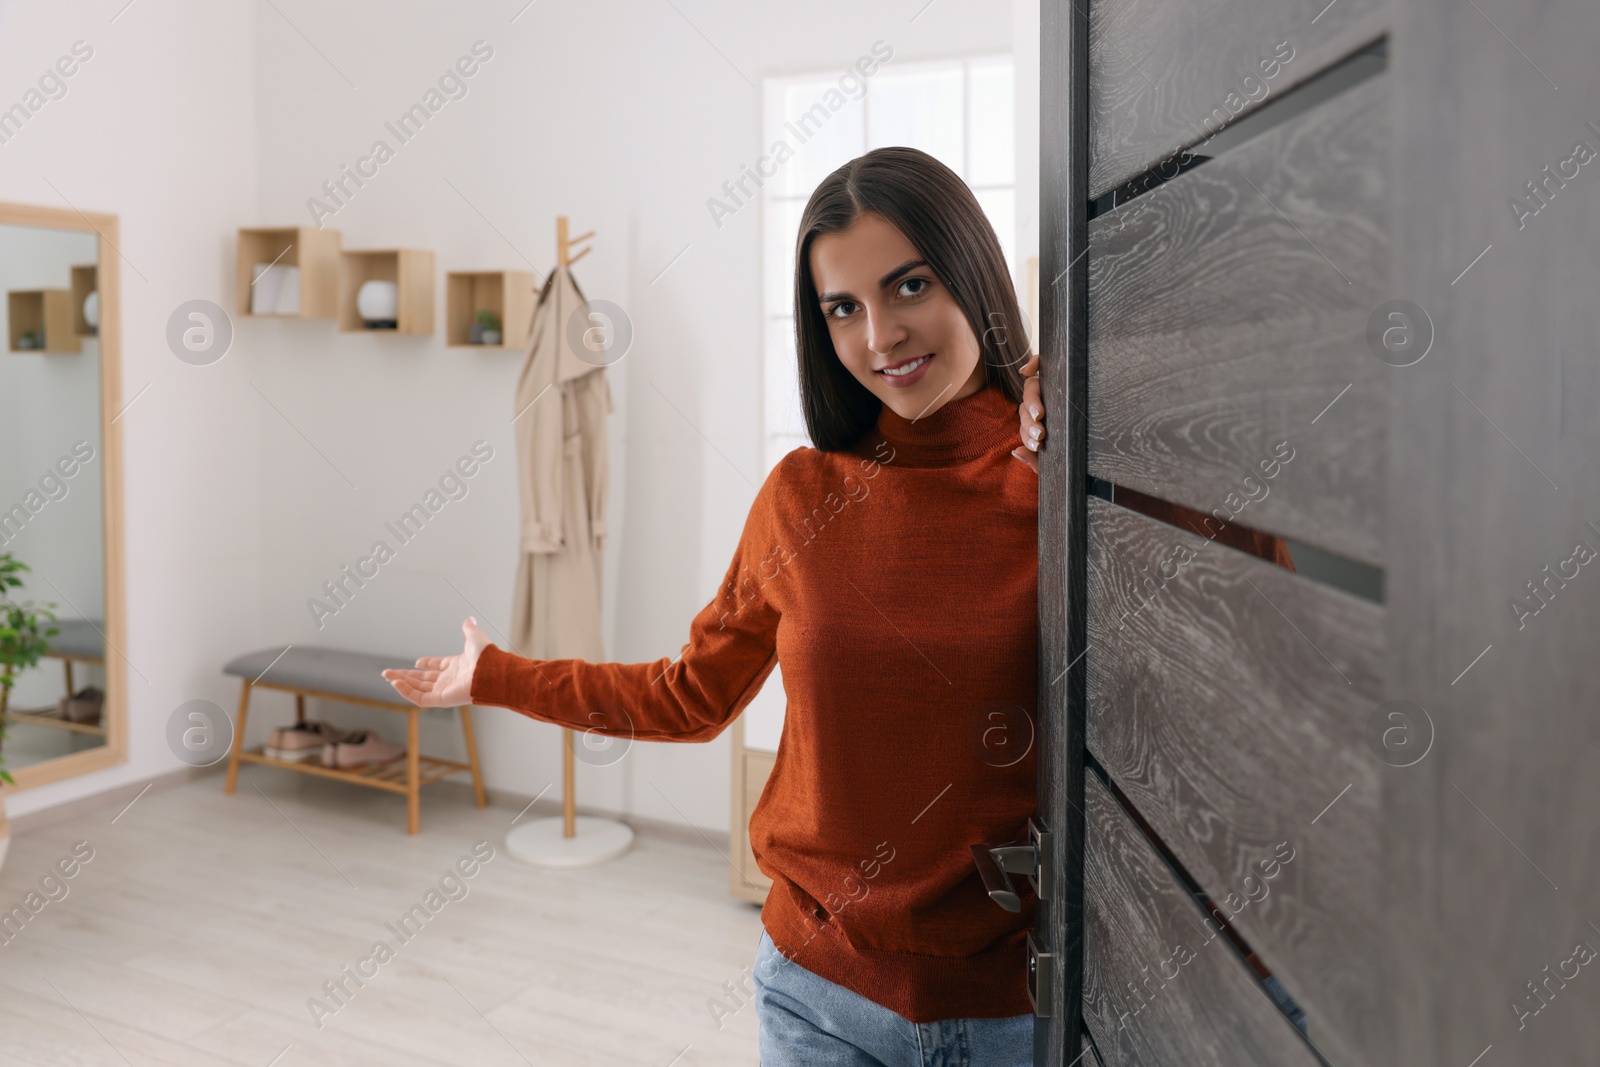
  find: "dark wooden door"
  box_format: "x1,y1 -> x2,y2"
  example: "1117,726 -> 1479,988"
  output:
1034,0 -> 1600,1063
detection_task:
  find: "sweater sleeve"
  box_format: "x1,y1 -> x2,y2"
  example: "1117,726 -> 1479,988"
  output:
469,458 -> 785,743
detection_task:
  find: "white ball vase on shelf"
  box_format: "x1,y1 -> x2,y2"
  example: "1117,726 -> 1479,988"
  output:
355,279 -> 399,330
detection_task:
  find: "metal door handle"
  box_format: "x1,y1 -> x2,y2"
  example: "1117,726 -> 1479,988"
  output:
968,816 -> 1053,912
970,842 -> 1035,912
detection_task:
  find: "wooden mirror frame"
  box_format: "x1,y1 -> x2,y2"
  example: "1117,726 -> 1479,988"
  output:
0,199 -> 127,793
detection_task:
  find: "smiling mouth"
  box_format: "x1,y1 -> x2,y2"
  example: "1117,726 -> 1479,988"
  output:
878,354 -> 934,377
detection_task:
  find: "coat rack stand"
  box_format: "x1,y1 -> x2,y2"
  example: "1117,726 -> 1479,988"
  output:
504,217 -> 634,871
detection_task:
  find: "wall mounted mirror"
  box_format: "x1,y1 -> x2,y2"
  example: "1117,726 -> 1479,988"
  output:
0,201 -> 125,792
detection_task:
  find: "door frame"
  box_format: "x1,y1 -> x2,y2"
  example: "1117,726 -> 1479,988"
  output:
1037,0 -> 1090,1060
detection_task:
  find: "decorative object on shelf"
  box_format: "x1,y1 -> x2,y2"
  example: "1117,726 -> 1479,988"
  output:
473,308 -> 502,345
71,263 -> 98,336
503,216 -> 631,870
247,261 -> 302,316
274,266 -> 300,315
235,226 -> 342,319
338,249 -> 434,334
446,270 -> 536,349
355,278 -> 399,329
7,290 -> 82,354
249,262 -> 282,315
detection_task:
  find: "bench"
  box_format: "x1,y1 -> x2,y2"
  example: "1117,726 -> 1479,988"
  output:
0,618 -> 109,740
221,644 -> 487,834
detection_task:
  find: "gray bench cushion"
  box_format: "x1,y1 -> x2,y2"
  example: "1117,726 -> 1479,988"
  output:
47,618 -> 105,660
222,645 -> 426,707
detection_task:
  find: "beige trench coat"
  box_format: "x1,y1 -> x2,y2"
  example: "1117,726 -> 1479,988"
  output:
509,261 -> 613,661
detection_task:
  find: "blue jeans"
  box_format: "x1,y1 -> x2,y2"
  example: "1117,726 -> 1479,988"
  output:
751,927 -> 1036,1066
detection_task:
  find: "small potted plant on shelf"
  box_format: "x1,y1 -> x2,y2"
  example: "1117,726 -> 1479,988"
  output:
17,329 -> 39,350
471,309 -> 502,346
0,551 -> 61,786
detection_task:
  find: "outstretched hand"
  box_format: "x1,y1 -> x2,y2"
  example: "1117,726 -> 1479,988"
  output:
382,616 -> 490,708
1012,351 -> 1045,473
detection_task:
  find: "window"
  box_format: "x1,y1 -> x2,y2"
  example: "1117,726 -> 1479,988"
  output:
760,54 -> 1016,476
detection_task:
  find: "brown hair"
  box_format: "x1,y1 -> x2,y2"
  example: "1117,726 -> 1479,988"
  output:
792,146 -> 1030,452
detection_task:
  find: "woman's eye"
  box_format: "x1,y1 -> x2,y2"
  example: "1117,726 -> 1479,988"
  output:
824,279 -> 926,320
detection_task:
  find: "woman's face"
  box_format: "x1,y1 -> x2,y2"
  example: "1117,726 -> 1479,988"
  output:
809,211 -> 985,420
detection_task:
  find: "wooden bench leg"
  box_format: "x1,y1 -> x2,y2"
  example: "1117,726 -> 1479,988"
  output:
406,706 -> 421,835
224,679 -> 252,794
459,705 -> 488,808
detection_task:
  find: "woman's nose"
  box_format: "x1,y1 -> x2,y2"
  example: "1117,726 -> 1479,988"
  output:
865,308 -> 909,356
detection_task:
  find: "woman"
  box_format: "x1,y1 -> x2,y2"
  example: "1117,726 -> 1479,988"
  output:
385,145 -> 1051,1065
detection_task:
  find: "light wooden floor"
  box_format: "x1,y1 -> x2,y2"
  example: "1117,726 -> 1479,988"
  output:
0,768 -> 766,1066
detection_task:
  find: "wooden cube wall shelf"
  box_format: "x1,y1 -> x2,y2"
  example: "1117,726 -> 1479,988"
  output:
339,249 -> 435,335
446,270 -> 537,349
8,290 -> 81,354
236,227 -> 342,319
70,264 -> 97,337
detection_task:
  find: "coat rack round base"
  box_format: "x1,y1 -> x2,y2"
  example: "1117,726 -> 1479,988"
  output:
504,814 -> 634,868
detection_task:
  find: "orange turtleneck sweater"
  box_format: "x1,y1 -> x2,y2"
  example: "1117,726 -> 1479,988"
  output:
469,381 -> 1042,1021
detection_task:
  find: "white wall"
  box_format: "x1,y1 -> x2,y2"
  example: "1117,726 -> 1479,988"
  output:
1,0 -> 1022,834
1015,0 -> 1041,334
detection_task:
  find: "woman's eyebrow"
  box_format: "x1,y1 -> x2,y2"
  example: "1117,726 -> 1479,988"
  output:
817,258 -> 928,304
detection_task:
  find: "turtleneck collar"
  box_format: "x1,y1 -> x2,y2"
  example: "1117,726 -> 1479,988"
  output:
867,381 -> 1018,468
